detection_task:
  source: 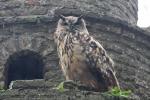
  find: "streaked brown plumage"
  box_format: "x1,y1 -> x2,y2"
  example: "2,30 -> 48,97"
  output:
54,15 -> 119,92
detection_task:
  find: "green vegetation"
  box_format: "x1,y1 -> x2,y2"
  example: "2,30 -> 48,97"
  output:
54,82 -> 67,92
0,85 -> 5,92
103,87 -> 132,98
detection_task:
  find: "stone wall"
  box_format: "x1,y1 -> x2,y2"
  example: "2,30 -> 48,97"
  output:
0,0 -> 149,100
0,0 -> 138,25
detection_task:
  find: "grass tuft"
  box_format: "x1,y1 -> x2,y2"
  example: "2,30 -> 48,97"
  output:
103,87 -> 132,98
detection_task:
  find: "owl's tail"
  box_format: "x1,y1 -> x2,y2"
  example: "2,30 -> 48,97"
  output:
107,69 -> 120,89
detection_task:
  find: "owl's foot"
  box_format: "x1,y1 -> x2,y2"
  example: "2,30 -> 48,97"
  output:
54,80 -> 97,92
54,80 -> 78,92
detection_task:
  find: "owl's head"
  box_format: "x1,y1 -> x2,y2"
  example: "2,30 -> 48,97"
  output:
58,15 -> 87,32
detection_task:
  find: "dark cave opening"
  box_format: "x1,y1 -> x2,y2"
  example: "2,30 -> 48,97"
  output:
3,50 -> 45,89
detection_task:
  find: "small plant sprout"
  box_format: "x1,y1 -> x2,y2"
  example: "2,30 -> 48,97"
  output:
54,82 -> 67,92
103,87 -> 132,98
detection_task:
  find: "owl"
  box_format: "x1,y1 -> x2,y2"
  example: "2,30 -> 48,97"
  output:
54,15 -> 119,92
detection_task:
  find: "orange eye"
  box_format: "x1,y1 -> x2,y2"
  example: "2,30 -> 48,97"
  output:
74,21 -> 80,25
63,22 -> 68,26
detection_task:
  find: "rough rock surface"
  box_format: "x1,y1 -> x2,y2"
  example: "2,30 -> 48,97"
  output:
0,0 -> 138,25
144,27 -> 150,32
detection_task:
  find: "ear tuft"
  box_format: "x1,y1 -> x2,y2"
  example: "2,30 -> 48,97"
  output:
78,15 -> 83,20
59,15 -> 66,21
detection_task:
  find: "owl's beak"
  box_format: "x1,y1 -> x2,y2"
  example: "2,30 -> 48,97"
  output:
69,25 -> 74,32
70,25 -> 73,30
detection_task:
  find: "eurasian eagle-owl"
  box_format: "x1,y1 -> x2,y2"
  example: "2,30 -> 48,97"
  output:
54,15 -> 119,92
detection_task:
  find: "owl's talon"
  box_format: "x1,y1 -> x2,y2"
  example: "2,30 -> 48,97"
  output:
62,80 -> 92,91
54,80 -> 78,92
63,80 -> 78,89
54,80 -> 77,92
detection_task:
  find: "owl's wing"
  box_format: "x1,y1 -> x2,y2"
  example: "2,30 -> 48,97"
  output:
84,37 -> 119,88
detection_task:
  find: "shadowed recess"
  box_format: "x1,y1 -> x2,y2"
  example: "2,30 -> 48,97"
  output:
3,50 -> 44,89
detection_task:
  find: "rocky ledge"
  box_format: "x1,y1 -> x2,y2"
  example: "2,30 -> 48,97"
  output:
0,79 -> 137,100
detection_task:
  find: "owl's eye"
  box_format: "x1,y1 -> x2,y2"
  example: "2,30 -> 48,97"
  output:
74,20 -> 81,26
63,22 -> 68,26
74,22 -> 80,26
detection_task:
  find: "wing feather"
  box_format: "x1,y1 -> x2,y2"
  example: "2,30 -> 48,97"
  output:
84,37 -> 119,88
